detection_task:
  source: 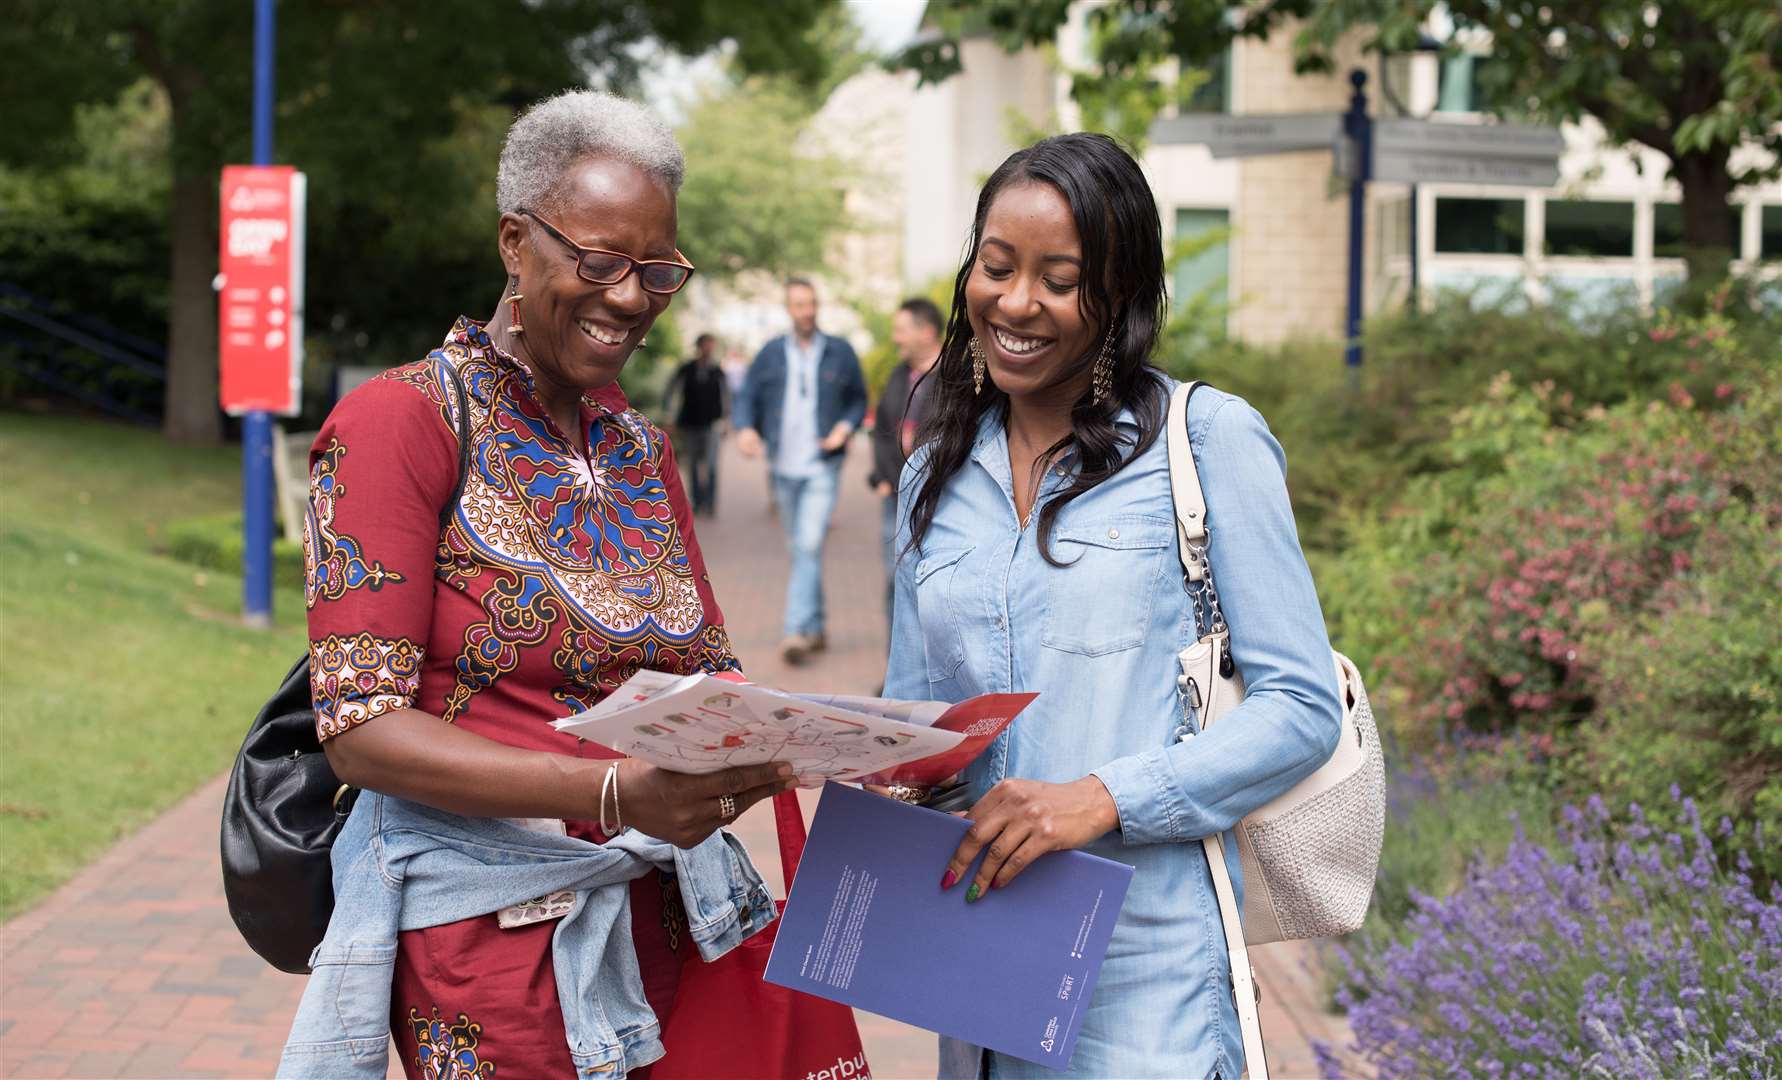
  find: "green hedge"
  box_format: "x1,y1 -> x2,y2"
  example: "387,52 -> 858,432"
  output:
163,512 -> 306,591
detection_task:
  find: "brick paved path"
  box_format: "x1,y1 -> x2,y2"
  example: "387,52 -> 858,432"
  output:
0,435 -> 1355,1079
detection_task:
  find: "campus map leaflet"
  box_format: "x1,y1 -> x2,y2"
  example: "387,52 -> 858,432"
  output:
553,671 -> 1036,788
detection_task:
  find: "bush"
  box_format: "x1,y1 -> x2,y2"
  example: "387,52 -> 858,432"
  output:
1321,793 -> 1782,1078
1158,287 -> 1776,555
1575,506 -> 1782,878
163,512 -> 305,591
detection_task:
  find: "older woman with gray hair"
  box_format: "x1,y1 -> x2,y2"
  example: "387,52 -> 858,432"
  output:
279,91 -> 792,1078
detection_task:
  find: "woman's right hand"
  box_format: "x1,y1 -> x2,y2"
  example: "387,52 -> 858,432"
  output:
615,759 -> 795,848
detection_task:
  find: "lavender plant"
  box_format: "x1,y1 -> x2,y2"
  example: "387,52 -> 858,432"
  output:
1320,791 -> 1782,1078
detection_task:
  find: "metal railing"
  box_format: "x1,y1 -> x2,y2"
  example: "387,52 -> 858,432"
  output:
0,283 -> 166,425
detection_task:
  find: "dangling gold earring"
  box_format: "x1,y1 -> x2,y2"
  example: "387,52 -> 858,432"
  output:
1091,330 -> 1115,406
506,276 -> 525,335
968,337 -> 987,396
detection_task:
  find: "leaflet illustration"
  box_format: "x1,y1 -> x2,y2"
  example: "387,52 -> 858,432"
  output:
552,673 -> 1017,786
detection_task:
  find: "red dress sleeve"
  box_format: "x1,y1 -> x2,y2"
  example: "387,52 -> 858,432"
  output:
303,366 -> 459,740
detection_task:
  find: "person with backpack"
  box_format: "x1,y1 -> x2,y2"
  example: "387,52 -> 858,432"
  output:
278,91 -> 793,1079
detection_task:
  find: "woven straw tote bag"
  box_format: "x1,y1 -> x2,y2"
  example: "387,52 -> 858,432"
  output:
1167,382 -> 1386,1078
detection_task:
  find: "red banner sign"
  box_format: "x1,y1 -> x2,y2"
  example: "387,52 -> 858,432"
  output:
218,165 -> 305,416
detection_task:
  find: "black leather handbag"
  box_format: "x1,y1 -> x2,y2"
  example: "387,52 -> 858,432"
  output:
221,362 -> 469,974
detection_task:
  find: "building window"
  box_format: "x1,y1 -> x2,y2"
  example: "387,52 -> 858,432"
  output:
1173,208 -> 1230,309
1544,200 -> 1634,258
1762,205 -> 1782,262
1435,54 -> 1502,114
1181,46 -> 1232,115
1434,197 -> 1525,255
1653,203 -> 1746,260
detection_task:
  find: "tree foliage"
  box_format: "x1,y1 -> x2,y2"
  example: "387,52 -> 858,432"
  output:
896,0 -> 1782,284
0,0 -> 840,440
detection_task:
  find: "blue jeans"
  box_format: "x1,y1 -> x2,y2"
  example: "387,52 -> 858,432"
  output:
771,462 -> 842,638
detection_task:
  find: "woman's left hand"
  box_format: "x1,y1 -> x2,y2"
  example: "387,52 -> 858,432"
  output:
941,776 -> 1120,900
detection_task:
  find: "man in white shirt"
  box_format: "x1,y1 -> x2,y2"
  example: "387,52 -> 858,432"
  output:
735,279 -> 868,664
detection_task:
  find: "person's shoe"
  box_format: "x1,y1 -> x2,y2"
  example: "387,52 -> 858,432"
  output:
780,635 -> 810,665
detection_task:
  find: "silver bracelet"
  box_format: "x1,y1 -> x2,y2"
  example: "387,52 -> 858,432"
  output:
599,761 -> 626,837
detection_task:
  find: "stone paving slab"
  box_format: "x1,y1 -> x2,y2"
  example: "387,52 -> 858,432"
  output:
1,434 -> 1356,1078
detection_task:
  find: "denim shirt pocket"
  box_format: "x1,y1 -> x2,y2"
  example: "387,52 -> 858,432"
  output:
913,546 -> 973,682
1041,515 -> 1174,656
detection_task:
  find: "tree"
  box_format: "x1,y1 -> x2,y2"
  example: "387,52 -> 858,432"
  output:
896,0 -> 1782,287
1,0 -> 838,443
675,80 -> 856,283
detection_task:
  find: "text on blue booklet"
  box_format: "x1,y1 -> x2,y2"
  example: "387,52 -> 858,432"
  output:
763,783 -> 1134,1070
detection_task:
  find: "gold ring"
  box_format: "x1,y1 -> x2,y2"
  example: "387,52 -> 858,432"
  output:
718,793 -> 737,821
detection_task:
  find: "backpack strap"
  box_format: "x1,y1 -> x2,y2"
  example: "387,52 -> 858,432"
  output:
438,358 -> 472,530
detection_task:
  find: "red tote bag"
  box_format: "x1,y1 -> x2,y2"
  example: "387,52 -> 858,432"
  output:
654,791 -> 872,1079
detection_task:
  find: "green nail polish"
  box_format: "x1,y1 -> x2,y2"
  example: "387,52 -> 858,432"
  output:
965,883 -> 981,904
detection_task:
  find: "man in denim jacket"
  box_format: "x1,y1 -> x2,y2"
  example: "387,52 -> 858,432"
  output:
734,278 -> 868,665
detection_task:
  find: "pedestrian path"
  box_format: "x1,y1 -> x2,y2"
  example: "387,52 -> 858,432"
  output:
0,435 -> 1356,1078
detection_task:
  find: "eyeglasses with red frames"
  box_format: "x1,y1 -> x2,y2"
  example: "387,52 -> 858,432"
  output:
517,208 -> 696,295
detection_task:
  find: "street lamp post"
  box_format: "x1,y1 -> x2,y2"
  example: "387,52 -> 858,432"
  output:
241,0 -> 277,627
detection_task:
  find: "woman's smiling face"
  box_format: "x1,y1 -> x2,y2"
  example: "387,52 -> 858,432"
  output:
500,157 -> 677,394
963,180 -> 1101,403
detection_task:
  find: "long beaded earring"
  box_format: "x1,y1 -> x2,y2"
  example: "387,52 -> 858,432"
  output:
506,275 -> 525,334
968,336 -> 987,395
1090,329 -> 1115,405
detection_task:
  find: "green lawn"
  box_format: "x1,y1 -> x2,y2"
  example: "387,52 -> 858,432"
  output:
0,413 -> 307,920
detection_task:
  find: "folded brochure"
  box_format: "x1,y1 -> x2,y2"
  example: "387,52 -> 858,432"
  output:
764,783 -> 1133,1070
553,671 -> 1036,787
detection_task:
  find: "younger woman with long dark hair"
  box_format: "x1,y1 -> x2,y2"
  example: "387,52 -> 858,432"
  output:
884,133 -> 1344,1078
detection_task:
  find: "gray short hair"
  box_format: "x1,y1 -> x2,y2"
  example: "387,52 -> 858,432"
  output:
496,90 -> 684,215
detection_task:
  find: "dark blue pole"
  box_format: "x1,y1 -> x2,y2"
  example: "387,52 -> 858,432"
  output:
1343,69 -> 1371,369
242,0 -> 276,626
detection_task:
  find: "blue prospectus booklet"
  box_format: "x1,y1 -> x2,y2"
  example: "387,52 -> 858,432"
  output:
764,783 -> 1134,1070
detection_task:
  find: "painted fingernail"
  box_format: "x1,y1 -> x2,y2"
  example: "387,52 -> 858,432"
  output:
940,869 -> 958,890
964,883 -> 981,904
990,877 -> 1003,890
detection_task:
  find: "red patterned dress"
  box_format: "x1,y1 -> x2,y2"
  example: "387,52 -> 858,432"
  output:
303,318 -> 740,1079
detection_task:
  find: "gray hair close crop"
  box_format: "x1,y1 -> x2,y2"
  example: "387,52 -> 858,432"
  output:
495,90 -> 685,215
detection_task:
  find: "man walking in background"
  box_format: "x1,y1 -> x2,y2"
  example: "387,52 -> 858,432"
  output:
735,278 -> 867,665
868,298 -> 943,631
662,332 -> 728,516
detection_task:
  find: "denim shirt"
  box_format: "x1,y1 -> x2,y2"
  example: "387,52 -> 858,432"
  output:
278,792 -> 776,1078
885,379 -> 1342,1079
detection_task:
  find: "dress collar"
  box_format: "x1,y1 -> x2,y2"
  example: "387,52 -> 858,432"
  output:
446,316 -> 631,415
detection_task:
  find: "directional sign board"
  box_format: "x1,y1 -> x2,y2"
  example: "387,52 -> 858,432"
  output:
218,165 -> 305,416
1371,149 -> 1560,186
1369,118 -> 1562,186
1150,112 -> 1342,157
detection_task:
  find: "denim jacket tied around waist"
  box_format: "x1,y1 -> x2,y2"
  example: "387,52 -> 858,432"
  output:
278,791 -> 776,1079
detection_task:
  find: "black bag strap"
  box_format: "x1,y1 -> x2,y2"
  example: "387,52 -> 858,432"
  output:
438,357 -> 472,529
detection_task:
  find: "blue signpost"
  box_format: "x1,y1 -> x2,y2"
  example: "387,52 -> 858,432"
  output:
241,0 -> 277,627
1342,70 -> 1372,369
1149,67 -> 1561,372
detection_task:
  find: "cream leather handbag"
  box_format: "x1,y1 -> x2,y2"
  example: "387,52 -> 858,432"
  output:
1167,382 -> 1386,1079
